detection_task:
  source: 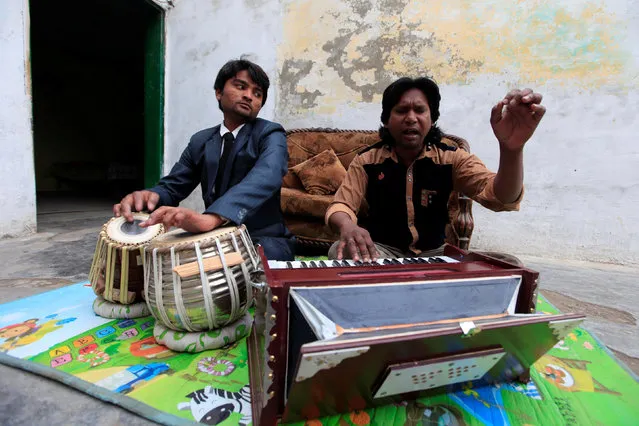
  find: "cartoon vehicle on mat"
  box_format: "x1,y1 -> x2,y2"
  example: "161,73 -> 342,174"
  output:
95,362 -> 170,394
129,336 -> 175,359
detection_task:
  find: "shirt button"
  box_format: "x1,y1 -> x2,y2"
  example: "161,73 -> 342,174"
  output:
407,196 -> 412,201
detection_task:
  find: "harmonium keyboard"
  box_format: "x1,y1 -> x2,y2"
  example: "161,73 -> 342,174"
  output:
247,244 -> 584,426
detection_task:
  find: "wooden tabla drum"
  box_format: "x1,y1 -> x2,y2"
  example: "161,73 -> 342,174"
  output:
144,225 -> 258,332
89,213 -> 164,305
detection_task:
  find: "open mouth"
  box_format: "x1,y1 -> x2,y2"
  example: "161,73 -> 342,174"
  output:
402,129 -> 421,138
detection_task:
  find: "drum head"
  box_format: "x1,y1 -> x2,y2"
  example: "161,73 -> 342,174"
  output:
105,213 -> 164,245
148,226 -> 239,250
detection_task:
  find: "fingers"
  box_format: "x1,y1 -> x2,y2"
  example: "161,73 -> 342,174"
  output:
336,240 -> 346,260
115,191 -> 159,222
523,90 -> 542,105
503,88 -> 542,106
354,234 -> 371,262
355,233 -> 378,262
161,209 -> 178,229
531,103 -> 547,122
490,102 -> 504,125
132,191 -> 145,213
347,238 -> 361,262
120,195 -> 134,222
147,192 -> 160,212
368,241 -> 380,261
140,206 -> 168,228
341,231 -> 377,262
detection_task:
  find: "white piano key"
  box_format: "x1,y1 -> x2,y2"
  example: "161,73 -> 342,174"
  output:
267,256 -> 458,269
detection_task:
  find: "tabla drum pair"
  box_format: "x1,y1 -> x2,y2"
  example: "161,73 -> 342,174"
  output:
89,213 -> 164,319
144,225 -> 258,352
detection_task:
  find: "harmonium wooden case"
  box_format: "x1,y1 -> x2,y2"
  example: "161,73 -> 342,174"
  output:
247,245 -> 585,425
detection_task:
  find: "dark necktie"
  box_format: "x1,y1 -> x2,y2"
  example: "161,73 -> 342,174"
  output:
215,132 -> 235,195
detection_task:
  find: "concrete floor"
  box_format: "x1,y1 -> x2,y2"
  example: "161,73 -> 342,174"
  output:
0,196 -> 637,425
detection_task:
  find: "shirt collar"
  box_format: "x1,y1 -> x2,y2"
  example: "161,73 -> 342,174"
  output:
220,123 -> 245,139
387,143 -> 437,164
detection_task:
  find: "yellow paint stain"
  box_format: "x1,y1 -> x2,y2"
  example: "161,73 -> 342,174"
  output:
351,68 -> 377,87
278,0 -> 633,113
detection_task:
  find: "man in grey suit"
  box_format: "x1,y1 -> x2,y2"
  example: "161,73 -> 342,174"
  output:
113,59 -> 294,260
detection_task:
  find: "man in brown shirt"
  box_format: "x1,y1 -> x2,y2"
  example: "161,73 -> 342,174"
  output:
325,77 -> 545,262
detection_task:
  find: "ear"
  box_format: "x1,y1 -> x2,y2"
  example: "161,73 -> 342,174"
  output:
215,89 -> 222,101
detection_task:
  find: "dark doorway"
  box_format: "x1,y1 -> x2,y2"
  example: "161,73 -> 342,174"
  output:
30,0 -> 164,219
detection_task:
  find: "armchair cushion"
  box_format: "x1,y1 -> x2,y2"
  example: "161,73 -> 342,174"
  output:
291,149 -> 347,195
280,187 -> 334,218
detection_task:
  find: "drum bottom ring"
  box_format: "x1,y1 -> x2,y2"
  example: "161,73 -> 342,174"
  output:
153,312 -> 252,353
92,296 -> 150,319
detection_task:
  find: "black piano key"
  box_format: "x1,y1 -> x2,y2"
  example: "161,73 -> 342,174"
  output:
392,258 -> 402,265
309,261 -> 317,268
342,260 -> 351,267
300,262 -> 308,268
383,259 -> 393,265
333,260 -> 341,267
433,257 -> 445,263
319,260 -> 327,267
355,260 -> 363,266
286,261 -> 293,269
417,258 -> 428,263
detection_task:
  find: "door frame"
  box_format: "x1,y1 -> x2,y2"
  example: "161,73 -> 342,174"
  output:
143,0 -> 167,188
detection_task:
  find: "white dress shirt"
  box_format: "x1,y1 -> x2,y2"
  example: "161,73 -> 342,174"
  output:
219,123 -> 245,155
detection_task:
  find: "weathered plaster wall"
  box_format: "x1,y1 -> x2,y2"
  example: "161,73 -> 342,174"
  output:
275,0 -> 639,265
162,0 -> 282,211
0,0 -> 36,237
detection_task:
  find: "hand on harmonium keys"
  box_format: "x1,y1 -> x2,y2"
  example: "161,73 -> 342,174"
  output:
336,222 -> 379,262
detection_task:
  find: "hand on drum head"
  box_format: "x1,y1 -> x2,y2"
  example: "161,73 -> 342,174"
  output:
140,207 -> 224,233
113,190 -> 160,222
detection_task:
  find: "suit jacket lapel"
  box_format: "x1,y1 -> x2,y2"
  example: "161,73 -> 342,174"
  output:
204,126 -> 222,199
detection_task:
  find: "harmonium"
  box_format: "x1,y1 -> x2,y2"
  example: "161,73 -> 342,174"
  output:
247,244 -> 585,425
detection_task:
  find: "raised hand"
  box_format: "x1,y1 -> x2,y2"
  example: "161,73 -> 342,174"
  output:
491,88 -> 546,152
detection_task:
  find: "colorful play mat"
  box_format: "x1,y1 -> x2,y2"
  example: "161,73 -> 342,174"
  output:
0,280 -> 637,425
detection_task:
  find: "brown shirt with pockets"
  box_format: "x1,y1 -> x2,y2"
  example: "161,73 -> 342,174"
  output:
325,137 -> 523,253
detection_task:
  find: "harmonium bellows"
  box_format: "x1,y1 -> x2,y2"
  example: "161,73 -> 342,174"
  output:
247,244 -> 584,426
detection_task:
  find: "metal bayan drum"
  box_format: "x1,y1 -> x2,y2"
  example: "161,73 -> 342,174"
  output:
89,213 -> 164,305
144,225 -> 258,332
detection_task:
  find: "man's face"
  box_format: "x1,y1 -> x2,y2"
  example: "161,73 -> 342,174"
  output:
385,88 -> 432,150
215,70 -> 264,122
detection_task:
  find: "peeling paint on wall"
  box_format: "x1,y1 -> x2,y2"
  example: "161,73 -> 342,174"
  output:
277,0 -> 633,116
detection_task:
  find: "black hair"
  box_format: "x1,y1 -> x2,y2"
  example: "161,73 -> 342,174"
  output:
214,59 -> 270,110
378,76 -> 442,145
